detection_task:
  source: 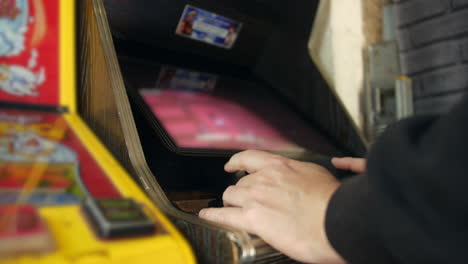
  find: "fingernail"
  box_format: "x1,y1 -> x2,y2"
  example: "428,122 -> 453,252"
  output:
199,209 -> 206,217
224,163 -> 229,171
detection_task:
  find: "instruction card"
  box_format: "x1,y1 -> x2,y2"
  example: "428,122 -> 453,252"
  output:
176,5 -> 242,49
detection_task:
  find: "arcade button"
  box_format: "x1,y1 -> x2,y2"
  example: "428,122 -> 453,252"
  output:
0,205 -> 55,258
82,198 -> 155,239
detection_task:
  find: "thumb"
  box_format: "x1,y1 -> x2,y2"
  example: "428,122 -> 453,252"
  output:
331,157 -> 366,174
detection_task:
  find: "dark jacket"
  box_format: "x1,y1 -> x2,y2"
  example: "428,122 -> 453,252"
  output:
326,94 -> 468,263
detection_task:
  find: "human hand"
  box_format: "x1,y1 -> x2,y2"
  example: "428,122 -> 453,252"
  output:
331,157 -> 366,174
199,150 -> 346,264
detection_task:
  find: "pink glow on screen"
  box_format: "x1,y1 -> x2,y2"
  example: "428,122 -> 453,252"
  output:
141,90 -> 304,152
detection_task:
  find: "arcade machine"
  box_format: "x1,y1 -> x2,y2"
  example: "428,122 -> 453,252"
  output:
79,0 -> 367,263
0,1 -> 195,263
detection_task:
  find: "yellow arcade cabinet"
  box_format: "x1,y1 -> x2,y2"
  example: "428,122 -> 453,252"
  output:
0,1 -> 195,263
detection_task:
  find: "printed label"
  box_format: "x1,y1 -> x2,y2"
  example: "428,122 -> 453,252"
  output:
176,5 -> 242,49
97,199 -> 148,222
0,205 -> 44,236
155,66 -> 217,92
0,109 -> 121,205
0,0 -> 59,106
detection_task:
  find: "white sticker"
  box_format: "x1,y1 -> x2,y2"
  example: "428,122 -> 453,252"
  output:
176,5 -> 242,49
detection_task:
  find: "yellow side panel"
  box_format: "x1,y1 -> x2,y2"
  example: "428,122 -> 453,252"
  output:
2,206 -> 188,264
59,0 -> 76,112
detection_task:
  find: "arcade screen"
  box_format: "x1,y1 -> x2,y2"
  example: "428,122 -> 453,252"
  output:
140,89 -> 304,152
124,60 -> 341,156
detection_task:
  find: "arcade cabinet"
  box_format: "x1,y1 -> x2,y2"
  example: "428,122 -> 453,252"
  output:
0,1 -> 195,263
79,0 -> 367,263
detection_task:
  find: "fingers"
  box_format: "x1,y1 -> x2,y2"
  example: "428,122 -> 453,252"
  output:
331,157 -> 366,173
223,183 -> 275,208
225,150 -> 288,173
199,207 -> 253,233
236,172 -> 271,187
222,185 -> 252,207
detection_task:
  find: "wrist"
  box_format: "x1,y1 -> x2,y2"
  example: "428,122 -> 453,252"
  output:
301,178 -> 345,264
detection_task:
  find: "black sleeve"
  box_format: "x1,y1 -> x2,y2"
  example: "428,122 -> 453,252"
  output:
325,94 -> 468,264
